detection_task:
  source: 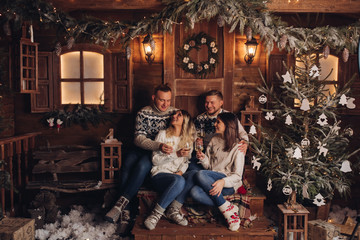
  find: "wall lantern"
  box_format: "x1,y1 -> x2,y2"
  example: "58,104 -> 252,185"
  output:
244,38 -> 258,64
142,33 -> 155,63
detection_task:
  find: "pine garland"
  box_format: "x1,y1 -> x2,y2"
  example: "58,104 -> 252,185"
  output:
0,0 -> 359,55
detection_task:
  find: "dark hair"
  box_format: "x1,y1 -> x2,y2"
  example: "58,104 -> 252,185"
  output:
205,90 -> 223,100
217,112 -> 239,151
154,84 -> 172,95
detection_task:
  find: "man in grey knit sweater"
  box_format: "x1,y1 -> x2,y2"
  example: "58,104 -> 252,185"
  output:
105,84 -> 177,233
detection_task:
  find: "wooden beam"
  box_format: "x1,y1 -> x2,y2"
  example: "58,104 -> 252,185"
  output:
50,0 -> 360,13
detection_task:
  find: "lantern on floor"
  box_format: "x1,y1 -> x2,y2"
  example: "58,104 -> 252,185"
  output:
101,129 -> 122,183
278,203 -> 309,240
142,33 -> 155,63
244,38 -> 258,64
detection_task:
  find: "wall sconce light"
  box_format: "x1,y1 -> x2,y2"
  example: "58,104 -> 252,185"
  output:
244,38 -> 258,64
142,33 -> 155,63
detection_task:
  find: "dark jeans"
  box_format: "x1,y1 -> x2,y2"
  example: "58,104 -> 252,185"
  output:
187,152 -> 205,171
190,170 -> 234,207
120,147 -> 152,201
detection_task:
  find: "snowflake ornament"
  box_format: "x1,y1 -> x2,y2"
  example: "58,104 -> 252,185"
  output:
285,115 -> 293,125
249,125 -> 257,135
258,94 -> 267,104
339,94 -> 348,106
293,147 -> 302,159
282,71 -> 292,84
282,185 -> 293,195
300,98 -> 310,111
267,179 -> 272,191
317,113 -> 328,126
251,156 -> 261,171
310,65 -> 320,78
346,97 -> 356,109
265,112 -> 275,120
313,193 -> 326,206
340,160 -> 352,173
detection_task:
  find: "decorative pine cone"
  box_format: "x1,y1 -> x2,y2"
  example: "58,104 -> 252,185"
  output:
279,35 -> 288,50
323,45 -> 330,59
126,46 -> 131,60
55,42 -> 62,56
217,15 -> 225,27
342,48 -> 349,62
245,27 -> 252,41
67,37 -> 75,49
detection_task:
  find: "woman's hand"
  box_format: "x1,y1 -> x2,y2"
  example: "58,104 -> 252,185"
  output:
209,179 -> 225,197
160,143 -> 173,154
238,140 -> 248,154
196,151 -> 205,160
176,148 -> 191,157
175,171 -> 183,176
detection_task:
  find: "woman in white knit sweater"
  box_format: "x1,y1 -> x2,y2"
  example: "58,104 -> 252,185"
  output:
193,112 -> 245,231
144,109 -> 196,230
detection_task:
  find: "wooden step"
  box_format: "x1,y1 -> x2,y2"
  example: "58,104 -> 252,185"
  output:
132,215 -> 276,240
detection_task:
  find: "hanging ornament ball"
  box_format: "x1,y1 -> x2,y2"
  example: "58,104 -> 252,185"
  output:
245,27 -> 252,41
282,185 -> 293,195
301,138 -> 310,148
279,35 -> 288,50
344,127 -> 354,137
67,37 -> 75,49
217,15 -> 225,27
55,42 -> 62,56
342,48 -> 349,62
323,45 -> 330,59
258,94 -> 267,104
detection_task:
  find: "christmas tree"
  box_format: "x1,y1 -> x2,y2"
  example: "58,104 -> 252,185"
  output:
250,53 -> 360,206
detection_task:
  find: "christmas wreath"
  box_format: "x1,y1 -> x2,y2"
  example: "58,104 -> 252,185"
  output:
177,32 -> 219,78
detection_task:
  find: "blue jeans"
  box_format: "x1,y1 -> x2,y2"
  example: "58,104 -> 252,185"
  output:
152,173 -> 185,209
174,170 -> 198,204
190,170 -> 234,206
120,147 -> 152,201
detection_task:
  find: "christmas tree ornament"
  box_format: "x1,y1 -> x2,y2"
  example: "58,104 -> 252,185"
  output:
342,48 -> 349,62
317,113 -> 328,126
279,35 -> 288,50
47,118 -> 54,127
282,71 -> 292,84
317,142 -> 328,157
302,184 -> 309,199
309,65 -> 320,78
344,127 -> 354,137
282,185 -> 293,195
301,138 -> 310,148
249,125 -> 257,135
346,97 -> 356,109
340,160 -> 352,173
29,24 -> 34,43
55,42 -> 62,56
265,112 -> 275,120
333,125 -> 341,135
251,156 -> 261,171
56,119 -> 63,133
313,193 -> 326,206
245,26 -> 252,41
258,94 -> 267,104
300,98 -> 310,111
189,16 -> 195,29
285,115 -> 293,125
126,46 -> 131,60
67,36 -> 75,49
339,94 -> 348,106
293,147 -> 302,159
267,179 -> 272,191
323,45 -> 330,59
217,15 -> 225,27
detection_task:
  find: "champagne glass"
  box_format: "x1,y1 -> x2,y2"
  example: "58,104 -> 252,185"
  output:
165,139 -> 175,153
195,138 -> 203,152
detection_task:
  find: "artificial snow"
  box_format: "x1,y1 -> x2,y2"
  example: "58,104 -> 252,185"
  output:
35,205 -> 120,240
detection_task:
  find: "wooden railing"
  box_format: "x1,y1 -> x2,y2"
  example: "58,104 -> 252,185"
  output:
0,132 -> 41,216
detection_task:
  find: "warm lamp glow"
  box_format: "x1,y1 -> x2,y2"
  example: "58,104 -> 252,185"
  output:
142,34 -> 155,63
244,38 -> 258,64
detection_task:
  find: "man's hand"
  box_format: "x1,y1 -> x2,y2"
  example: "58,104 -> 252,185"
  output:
160,143 -> 173,154
209,179 -> 225,196
238,140 -> 248,154
177,148 -> 191,157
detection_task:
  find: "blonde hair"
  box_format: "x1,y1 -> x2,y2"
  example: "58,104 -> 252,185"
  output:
166,110 -> 196,149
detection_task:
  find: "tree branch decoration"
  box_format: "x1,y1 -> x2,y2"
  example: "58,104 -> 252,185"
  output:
42,104 -> 111,131
0,0 -> 359,56
177,32 -> 219,78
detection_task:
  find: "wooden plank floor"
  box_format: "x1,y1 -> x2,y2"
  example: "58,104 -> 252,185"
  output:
132,215 -> 276,240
